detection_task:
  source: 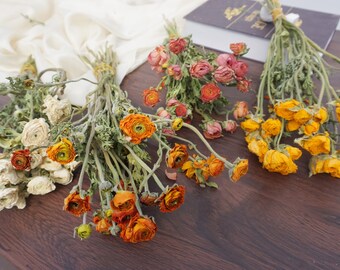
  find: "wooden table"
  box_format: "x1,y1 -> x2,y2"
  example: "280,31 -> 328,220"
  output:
0,32 -> 339,270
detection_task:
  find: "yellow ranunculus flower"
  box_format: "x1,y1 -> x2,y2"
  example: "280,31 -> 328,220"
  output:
296,133 -> 331,156
261,118 -> 281,137
172,118 -> 183,131
263,149 -> 298,175
46,138 -> 76,164
302,121 -> 320,136
274,99 -> 300,120
293,109 -> 312,125
229,159 -> 248,182
309,155 -> 326,176
285,120 -> 301,132
336,103 -> 340,122
323,158 -> 340,178
240,119 -> 261,133
313,107 -> 328,124
248,139 -> 269,163
284,146 -> 302,160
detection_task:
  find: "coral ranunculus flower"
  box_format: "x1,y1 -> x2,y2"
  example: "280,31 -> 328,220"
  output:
110,191 -> 137,223
143,89 -> 160,107
120,215 -> 157,243
263,150 -> 297,175
158,185 -> 185,213
233,101 -> 249,120
274,99 -> 300,120
295,133 -> 331,156
236,79 -> 251,92
167,144 -> 189,169
11,149 -> 31,171
229,159 -> 248,182
46,138 -> 76,165
200,83 -> 221,103
169,38 -> 187,54
230,42 -> 247,56
207,154 -> 224,176
261,118 -> 281,137
120,114 -> 156,144
64,192 -> 91,217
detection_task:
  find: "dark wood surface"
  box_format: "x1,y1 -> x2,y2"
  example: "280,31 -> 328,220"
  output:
0,32 -> 339,270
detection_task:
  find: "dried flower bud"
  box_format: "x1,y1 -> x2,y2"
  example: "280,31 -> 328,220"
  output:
76,224 -> 92,240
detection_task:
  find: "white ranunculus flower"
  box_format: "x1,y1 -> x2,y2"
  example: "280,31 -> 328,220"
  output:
30,149 -> 46,169
43,95 -> 72,125
0,186 -> 20,211
27,176 -> 56,195
40,157 -> 62,171
21,118 -> 50,147
50,168 -> 73,185
0,159 -> 20,185
64,160 -> 80,171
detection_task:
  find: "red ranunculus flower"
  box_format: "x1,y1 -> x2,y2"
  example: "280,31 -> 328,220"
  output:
11,149 -> 31,171
200,83 -> 221,103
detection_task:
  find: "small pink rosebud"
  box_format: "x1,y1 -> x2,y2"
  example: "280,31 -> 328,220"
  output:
189,60 -> 213,78
147,45 -> 169,73
162,128 -> 176,135
203,121 -> 223,139
233,101 -> 249,120
167,98 -> 180,107
222,120 -> 238,133
216,53 -> 237,67
169,38 -> 187,54
157,107 -> 171,119
213,66 -> 235,83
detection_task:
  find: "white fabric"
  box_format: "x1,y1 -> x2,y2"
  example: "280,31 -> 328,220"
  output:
0,0 -> 205,105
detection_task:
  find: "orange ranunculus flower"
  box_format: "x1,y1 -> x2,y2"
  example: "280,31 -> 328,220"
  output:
64,192 -> 91,217
120,215 -> 157,243
286,120 -> 301,132
274,99 -> 300,120
323,157 -> 340,178
284,146 -> 302,161
313,107 -> 328,124
247,139 -> 269,163
230,42 -> 247,56
96,218 -> 112,234
207,154 -> 224,176
119,114 -> 156,144
182,157 -> 210,183
229,159 -> 248,182
293,109 -> 312,125
166,144 -> 189,169
143,88 -> 160,107
301,121 -> 320,136
263,150 -> 297,175
295,133 -> 331,156
261,118 -> 281,137
200,83 -> 221,103
240,118 -> 261,133
110,191 -> 137,223
158,185 -> 185,213
46,138 -> 76,165
336,103 -> 340,122
11,149 -> 31,171
309,156 -> 326,176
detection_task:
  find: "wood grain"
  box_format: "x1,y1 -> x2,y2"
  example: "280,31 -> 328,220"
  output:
0,32 -> 339,270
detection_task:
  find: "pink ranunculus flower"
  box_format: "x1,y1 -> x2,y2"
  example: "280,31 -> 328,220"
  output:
233,101 -> 249,120
222,120 -> 238,134
216,53 -> 237,67
189,60 -> 213,78
167,65 -> 182,80
156,107 -> 171,119
203,121 -> 223,139
169,38 -> 187,54
166,98 -> 180,107
232,61 -> 248,78
213,66 -> 235,83
147,45 -> 169,73
162,128 -> 176,135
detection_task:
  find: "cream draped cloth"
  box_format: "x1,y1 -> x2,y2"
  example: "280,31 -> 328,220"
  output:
0,0 -> 205,105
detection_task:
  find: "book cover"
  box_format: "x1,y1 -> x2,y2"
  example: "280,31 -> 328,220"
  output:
184,0 -> 340,61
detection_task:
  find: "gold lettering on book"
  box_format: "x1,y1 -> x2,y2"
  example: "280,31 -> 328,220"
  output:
245,10 -> 260,22
251,20 -> 267,30
224,5 -> 246,20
